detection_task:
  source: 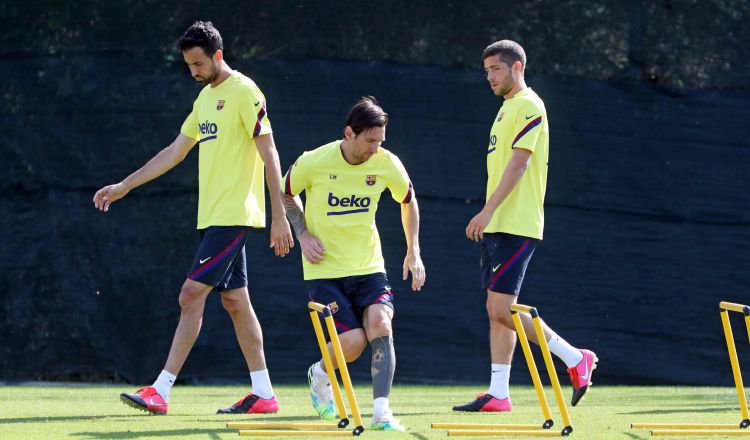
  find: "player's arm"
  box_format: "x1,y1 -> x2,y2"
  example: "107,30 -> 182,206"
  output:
93,133 -> 198,212
255,134 -> 293,257
466,147 -> 532,241
281,192 -> 325,264
401,196 -> 426,291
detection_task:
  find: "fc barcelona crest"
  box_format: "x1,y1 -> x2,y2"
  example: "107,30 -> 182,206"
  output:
327,301 -> 339,314
366,175 -> 377,186
217,99 -> 225,110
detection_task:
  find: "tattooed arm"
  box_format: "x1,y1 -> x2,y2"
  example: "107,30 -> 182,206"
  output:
282,192 -> 325,264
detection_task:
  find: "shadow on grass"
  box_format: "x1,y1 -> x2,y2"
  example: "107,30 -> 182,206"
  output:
623,432 -> 648,440
72,429 -> 224,439
0,416 -> 111,424
620,407 -> 738,415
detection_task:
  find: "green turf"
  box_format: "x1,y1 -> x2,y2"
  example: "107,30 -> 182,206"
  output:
0,384 -> 747,439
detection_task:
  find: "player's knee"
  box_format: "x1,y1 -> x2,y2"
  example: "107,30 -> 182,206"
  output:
487,304 -> 514,329
339,332 -> 367,362
220,294 -> 243,315
178,283 -> 207,313
367,319 -> 392,338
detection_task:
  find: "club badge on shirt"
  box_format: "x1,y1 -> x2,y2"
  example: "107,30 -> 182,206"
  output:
366,175 -> 377,186
217,100 -> 225,110
327,301 -> 339,314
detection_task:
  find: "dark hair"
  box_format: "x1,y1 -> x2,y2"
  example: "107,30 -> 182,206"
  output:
344,96 -> 388,136
178,21 -> 223,56
482,40 -> 526,70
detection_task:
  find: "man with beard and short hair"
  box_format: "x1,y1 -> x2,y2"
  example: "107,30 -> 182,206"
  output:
456,40 -> 597,413
282,96 -> 425,431
93,21 -> 292,415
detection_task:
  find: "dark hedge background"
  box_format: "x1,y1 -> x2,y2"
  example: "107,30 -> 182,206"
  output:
1,1 -> 748,387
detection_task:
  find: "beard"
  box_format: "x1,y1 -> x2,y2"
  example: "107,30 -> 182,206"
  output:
496,76 -> 515,96
197,62 -> 219,86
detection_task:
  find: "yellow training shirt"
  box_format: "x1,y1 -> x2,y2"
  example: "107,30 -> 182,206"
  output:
284,141 -> 413,280
180,72 -> 272,229
485,88 -> 549,239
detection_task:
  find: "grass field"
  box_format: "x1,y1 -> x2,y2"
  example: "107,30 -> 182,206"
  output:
0,384 -> 747,439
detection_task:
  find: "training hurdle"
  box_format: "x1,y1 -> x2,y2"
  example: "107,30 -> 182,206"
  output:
432,304 -> 574,437
227,301 -> 365,437
631,301 -> 750,436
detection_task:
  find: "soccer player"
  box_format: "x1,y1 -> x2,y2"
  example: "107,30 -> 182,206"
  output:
93,21 -> 293,415
282,96 -> 425,431
455,40 -> 597,412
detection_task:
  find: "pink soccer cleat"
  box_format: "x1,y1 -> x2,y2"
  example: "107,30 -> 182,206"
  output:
120,386 -> 168,415
568,349 -> 598,406
452,393 -> 512,412
217,393 -> 279,414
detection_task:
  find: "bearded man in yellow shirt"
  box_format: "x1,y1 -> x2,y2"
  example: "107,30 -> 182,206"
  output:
457,40 -> 597,412
93,21 -> 292,415
283,96 -> 425,431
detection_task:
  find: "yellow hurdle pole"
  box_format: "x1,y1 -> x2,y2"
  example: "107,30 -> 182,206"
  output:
432,423 -> 545,429
720,304 -> 750,427
511,307 -> 554,428
632,423 -> 745,429
308,307 -> 349,427
228,422 -> 340,429
239,429 -> 353,436
531,308 -> 573,434
721,302 -> 750,314
322,309 -> 365,433
447,430 -> 563,437
651,429 -> 750,437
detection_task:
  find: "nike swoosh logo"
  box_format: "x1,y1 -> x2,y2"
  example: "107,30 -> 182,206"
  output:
580,357 -> 590,380
525,114 -> 536,120
149,398 -> 166,407
254,101 -> 260,106
199,257 -> 211,264
492,263 -> 502,272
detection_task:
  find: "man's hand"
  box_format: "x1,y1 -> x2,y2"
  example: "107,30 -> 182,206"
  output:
298,231 -> 325,264
466,209 -> 492,242
403,251 -> 426,291
93,183 -> 130,212
269,216 -> 294,257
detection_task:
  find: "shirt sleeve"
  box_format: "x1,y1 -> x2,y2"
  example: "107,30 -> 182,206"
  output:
385,153 -> 414,203
180,101 -> 200,140
239,84 -> 273,139
511,101 -> 543,152
283,153 -> 311,196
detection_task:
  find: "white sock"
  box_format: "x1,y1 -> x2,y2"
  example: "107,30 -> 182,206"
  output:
488,364 -> 511,399
313,361 -> 329,382
547,336 -> 583,368
250,369 -> 274,399
373,397 -> 390,420
151,369 -> 176,401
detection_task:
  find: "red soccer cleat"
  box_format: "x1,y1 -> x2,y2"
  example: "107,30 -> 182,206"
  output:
217,393 -> 279,414
452,393 -> 512,412
568,349 -> 598,406
120,386 -> 168,415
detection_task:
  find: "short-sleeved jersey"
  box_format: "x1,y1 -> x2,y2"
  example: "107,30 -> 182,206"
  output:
485,88 -> 549,239
284,141 -> 413,280
180,72 -> 272,229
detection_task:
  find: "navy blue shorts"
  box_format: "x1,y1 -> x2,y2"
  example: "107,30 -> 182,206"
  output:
480,232 -> 538,295
306,272 -> 394,334
187,226 -> 251,291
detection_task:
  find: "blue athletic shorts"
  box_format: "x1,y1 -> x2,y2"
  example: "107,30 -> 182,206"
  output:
306,272 -> 394,334
187,226 -> 251,291
480,232 -> 538,295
